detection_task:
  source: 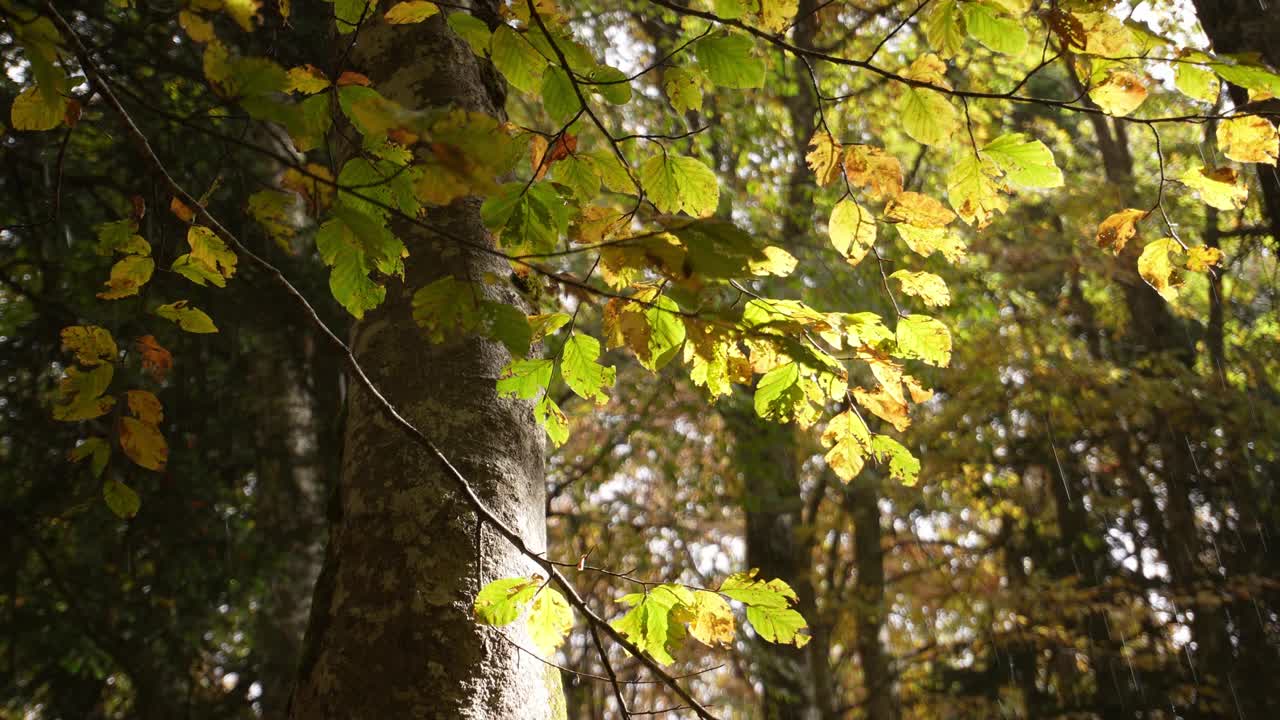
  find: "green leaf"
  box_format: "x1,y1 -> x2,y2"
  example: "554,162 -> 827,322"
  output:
449,12 -> 492,55
895,314 -> 952,367
69,437 -> 111,479
664,66 -> 706,114
333,0 -> 374,34
527,586 -> 574,655
491,25 -> 548,95
315,217 -> 388,318
560,333 -> 615,405
982,133 -> 1064,189
899,87 -> 959,147
497,359 -> 554,400
612,585 -> 692,665
535,395 -> 570,446
586,65 -> 633,105
411,276 -> 482,343
481,182 -> 569,253
870,435 -> 921,486
52,365 -> 115,421
745,605 -> 810,647
962,2 -> 1027,56
1175,55 -> 1220,103
474,576 -> 540,626
640,154 -> 719,217
719,570 -> 798,608
694,34 -> 765,89
103,478 -> 141,520
754,362 -> 804,422
96,220 -> 150,256
541,67 -> 581,124
154,301 -> 219,334
481,301 -> 533,357
529,312 -> 571,342
924,0 -> 965,57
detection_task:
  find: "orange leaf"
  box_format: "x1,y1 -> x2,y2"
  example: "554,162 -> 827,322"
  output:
136,335 -> 173,382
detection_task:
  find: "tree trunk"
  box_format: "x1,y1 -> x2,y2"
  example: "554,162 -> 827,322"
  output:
724,394 -> 824,720
288,12 -> 564,720
847,480 -> 898,720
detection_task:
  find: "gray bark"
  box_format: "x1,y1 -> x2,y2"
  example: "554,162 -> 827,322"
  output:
288,12 -> 564,720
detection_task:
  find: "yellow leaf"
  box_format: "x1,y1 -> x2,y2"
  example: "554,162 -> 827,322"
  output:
687,590 -> 735,646
904,53 -> 950,87
1095,208 -> 1147,254
884,191 -> 957,229
853,386 -> 910,432
806,131 -> 843,187
1185,245 -> 1223,273
820,410 -> 873,482
98,256 -> 155,299
221,0 -> 261,32
843,145 -> 903,200
179,11 -> 217,43
155,300 -> 219,334
947,154 -> 1008,228
61,326 -> 118,366
1217,114 -> 1279,165
120,416 -> 168,471
1179,166 -> 1248,211
890,270 -> 951,307
126,390 -> 164,425
286,64 -> 330,94
11,85 -> 67,132
172,225 -> 238,287
896,224 -> 967,262
1137,237 -> 1184,302
1089,71 -> 1148,116
527,587 -> 574,656
52,365 -> 116,422
385,0 -> 439,23
829,199 -> 876,265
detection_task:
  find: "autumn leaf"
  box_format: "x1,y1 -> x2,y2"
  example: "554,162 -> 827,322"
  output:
806,131 -> 843,187
843,145 -> 903,200
384,1 -> 439,24
1185,245 -> 1223,273
61,326 -> 118,367
821,410 -> 873,482
829,199 -> 877,265
1179,166 -> 1248,211
1089,71 -> 1148,116
120,390 -> 168,471
52,365 -> 115,422
98,256 -> 155,299
1096,208 -> 1148,254
891,270 -> 951,307
173,226 -> 238,287
136,336 -> 173,383
686,591 -> 734,646
1217,115 -> 1279,165
154,301 -> 219,334
69,437 -> 111,479
1137,237 -> 1185,302
884,192 -> 957,229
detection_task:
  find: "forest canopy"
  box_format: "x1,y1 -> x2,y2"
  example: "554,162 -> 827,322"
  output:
2,0 -> 1279,718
